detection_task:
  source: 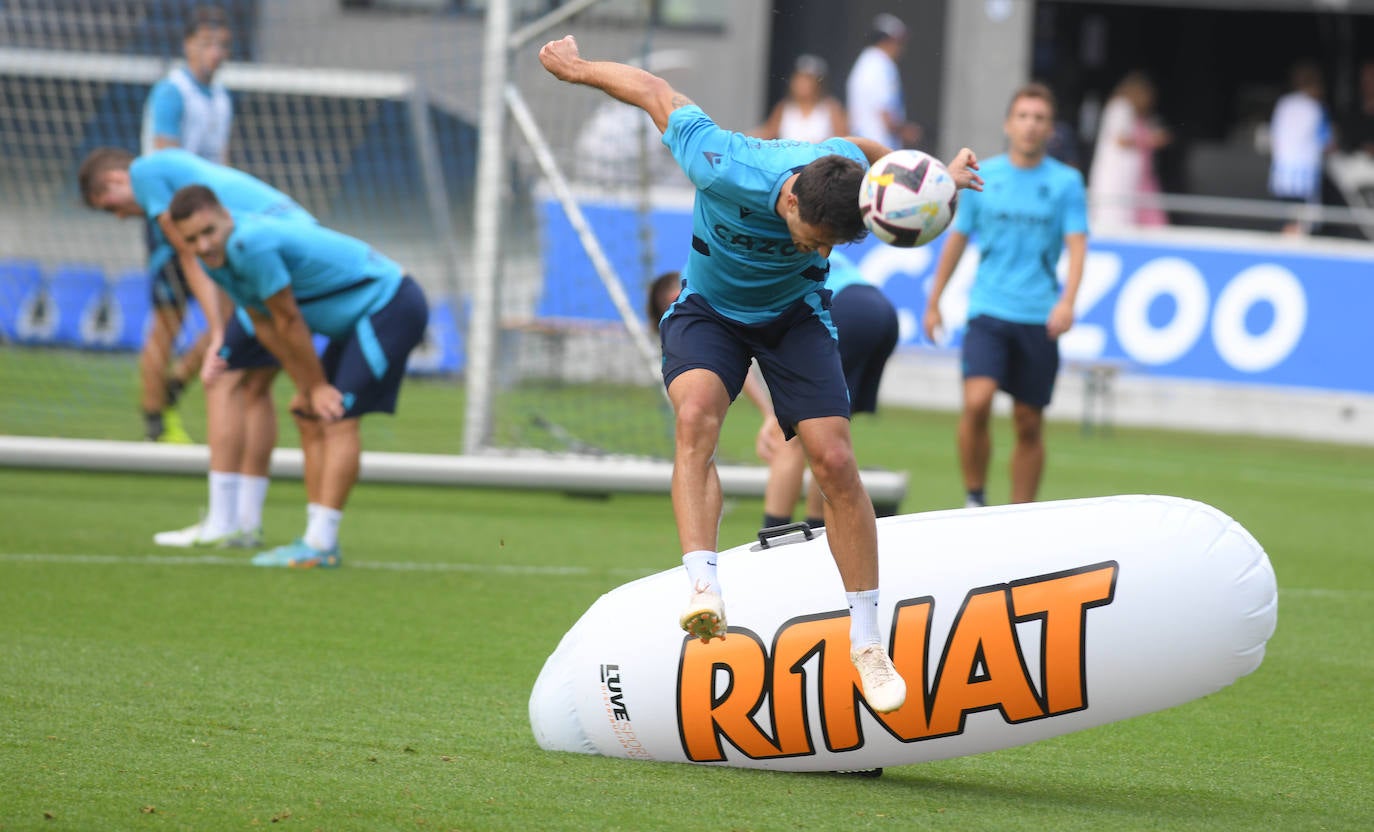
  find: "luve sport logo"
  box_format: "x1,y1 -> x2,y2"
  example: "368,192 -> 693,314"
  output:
675,562 -> 1118,762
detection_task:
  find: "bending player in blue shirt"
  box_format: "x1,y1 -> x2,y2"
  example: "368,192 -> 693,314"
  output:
925,83 -> 1088,508
542,34 -> 981,714
79,147 -> 314,551
167,184 -> 429,568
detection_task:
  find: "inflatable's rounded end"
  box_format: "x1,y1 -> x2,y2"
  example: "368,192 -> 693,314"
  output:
529,644 -> 595,755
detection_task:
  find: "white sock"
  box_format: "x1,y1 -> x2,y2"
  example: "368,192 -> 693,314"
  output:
682,550 -> 719,593
205,471 -> 240,537
236,475 -> 269,533
304,503 -> 342,551
847,589 -> 882,649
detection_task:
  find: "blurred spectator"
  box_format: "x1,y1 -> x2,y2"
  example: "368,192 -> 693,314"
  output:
1088,71 -> 1172,231
1339,59 -> 1374,156
574,50 -> 692,189
1268,60 -> 1333,235
754,54 -> 847,143
845,13 -> 922,149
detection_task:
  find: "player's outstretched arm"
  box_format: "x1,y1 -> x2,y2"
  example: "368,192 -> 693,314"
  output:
539,35 -> 690,133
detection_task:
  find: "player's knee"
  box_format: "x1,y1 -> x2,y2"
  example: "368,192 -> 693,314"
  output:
806,443 -> 857,489
292,411 -> 323,437
243,372 -> 274,399
1014,418 -> 1044,444
962,403 -> 993,428
1016,409 -> 1044,447
674,400 -> 723,443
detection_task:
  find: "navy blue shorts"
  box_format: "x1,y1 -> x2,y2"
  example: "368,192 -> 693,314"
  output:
660,291 -> 849,440
146,220 -> 191,310
219,313 -> 279,370
830,284 -> 899,414
962,314 -> 1060,408
321,276 -> 428,419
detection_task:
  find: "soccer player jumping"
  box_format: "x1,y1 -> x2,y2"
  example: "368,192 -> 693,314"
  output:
539,35 -> 981,713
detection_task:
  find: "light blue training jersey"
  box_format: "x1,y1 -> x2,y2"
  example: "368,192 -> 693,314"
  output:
952,153 -> 1087,324
130,149 -> 312,274
204,214 -> 404,340
661,105 -> 869,324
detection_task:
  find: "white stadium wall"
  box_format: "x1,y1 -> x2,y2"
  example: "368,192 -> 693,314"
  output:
530,495 -> 1278,772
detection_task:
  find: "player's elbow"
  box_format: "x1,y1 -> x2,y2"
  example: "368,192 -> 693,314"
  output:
643,75 -> 680,132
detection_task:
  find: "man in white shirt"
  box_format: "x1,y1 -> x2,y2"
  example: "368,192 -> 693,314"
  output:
845,13 -> 921,150
1269,61 -> 1333,235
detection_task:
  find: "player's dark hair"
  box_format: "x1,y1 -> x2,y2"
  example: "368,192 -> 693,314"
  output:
168,184 -> 224,221
647,271 -> 682,323
1007,81 -> 1058,118
185,5 -> 231,39
77,146 -> 136,207
794,155 -> 869,243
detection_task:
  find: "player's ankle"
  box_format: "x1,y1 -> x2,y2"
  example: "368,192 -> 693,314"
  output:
143,410 -> 164,441
762,513 -> 792,529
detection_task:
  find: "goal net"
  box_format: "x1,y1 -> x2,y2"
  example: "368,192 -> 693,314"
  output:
0,0 -> 684,464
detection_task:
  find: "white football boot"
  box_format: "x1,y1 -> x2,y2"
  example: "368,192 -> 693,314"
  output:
680,584 -> 727,643
851,644 -> 907,713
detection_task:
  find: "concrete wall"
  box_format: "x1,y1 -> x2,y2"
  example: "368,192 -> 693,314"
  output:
253,0 -> 769,138
937,0 -> 1033,161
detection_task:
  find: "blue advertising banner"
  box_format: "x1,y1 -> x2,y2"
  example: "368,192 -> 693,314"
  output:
537,196 -> 1374,395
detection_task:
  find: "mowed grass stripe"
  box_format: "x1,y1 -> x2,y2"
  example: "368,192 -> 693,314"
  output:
0,551 -> 657,577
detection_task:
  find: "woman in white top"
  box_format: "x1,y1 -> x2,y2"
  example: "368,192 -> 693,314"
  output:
754,54 -> 847,144
1088,72 -> 1172,232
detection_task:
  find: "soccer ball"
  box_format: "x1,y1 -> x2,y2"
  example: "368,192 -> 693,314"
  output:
858,149 -> 959,248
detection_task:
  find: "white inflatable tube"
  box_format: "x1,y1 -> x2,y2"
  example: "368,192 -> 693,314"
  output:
529,495 -> 1277,771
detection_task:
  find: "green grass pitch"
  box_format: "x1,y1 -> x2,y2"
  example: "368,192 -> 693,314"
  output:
1,350 -> 1372,830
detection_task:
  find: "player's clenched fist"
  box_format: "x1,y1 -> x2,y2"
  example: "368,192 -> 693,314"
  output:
539,35 -> 584,83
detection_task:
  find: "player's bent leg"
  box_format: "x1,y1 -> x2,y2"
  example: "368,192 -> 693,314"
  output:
795,415 -> 905,712
229,368 -> 277,547
205,369 -> 248,474
959,376 -> 998,506
254,417 -> 357,570
1009,401 -> 1046,503
140,306 -> 182,440
317,418 -> 361,512
762,433 -> 806,528
668,369 -> 731,553
240,367 -> 279,479
797,416 -> 876,591
293,408 -> 327,507
667,368 -> 732,641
